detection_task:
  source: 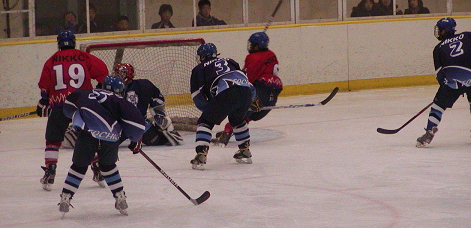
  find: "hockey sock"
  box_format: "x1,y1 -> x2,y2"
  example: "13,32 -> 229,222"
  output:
100,164 -> 124,196
62,163 -> 87,197
426,104 -> 445,130
233,121 -> 250,145
45,141 -> 61,166
195,123 -> 213,148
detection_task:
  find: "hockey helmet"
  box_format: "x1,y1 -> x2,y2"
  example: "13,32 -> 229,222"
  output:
114,63 -> 135,84
434,17 -> 456,41
197,43 -> 218,62
103,75 -> 125,94
248,32 -> 269,50
57,30 -> 76,49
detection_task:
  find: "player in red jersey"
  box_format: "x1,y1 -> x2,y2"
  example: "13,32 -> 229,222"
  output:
37,30 -> 108,191
211,32 -> 283,146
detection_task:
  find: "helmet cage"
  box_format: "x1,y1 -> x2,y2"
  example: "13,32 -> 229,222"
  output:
114,63 -> 135,84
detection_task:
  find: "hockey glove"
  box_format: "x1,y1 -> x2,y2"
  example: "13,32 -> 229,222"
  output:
128,139 -> 142,154
250,96 -> 262,112
36,98 -> 50,117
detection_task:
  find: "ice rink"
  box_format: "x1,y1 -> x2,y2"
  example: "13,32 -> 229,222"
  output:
2,85 -> 471,228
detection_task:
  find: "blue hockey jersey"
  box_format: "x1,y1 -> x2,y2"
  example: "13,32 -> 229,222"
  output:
190,58 -> 255,111
63,89 -> 146,142
434,32 -> 471,89
123,79 -> 165,116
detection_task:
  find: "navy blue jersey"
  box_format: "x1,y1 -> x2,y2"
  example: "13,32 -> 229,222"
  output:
123,79 -> 165,116
190,58 -> 255,111
63,89 -> 146,142
434,32 -> 471,89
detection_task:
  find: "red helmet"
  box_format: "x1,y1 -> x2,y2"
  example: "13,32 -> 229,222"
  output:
114,63 -> 135,84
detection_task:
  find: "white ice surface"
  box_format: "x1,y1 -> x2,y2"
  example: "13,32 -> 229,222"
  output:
2,85 -> 471,228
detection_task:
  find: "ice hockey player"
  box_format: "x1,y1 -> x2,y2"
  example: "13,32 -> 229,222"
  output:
58,75 -> 146,217
211,32 -> 283,147
416,18 -> 471,147
37,30 -> 108,191
190,43 -> 256,170
82,63 -> 183,187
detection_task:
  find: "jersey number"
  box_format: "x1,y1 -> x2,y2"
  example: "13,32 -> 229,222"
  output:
215,60 -> 230,75
53,64 -> 86,90
449,41 -> 464,57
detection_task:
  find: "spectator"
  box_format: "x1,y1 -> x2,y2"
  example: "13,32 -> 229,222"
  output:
350,0 -> 382,17
193,0 -> 226,26
55,12 -> 78,34
114,15 -> 130,31
377,0 -> 403,15
151,4 -> 175,29
36,23 -> 50,36
404,0 -> 430,14
76,3 -> 107,33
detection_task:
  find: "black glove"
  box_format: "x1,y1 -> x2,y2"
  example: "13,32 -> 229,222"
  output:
250,96 -> 262,112
36,98 -> 50,117
128,139 -> 142,154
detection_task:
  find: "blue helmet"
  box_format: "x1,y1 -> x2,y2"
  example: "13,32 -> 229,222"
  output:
197,43 -> 218,62
434,18 -> 456,40
57,30 -> 76,49
103,75 -> 125,94
248,32 -> 269,49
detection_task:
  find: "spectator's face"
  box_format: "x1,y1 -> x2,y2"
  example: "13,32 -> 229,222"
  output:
160,11 -> 172,22
381,0 -> 391,5
409,0 -> 418,8
365,0 -> 374,11
199,4 -> 211,17
89,8 -> 96,21
117,20 -> 129,31
65,13 -> 76,23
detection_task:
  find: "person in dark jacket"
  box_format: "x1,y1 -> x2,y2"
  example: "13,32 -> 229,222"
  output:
351,0 -> 383,17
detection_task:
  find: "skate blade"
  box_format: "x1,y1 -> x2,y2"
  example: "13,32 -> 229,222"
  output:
416,142 -> 426,148
119,209 -> 128,216
235,158 -> 252,164
192,163 -> 205,170
96,180 -> 106,188
42,183 -> 52,191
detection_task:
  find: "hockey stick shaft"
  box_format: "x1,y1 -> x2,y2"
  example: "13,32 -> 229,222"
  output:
263,0 -> 283,32
258,87 -> 339,111
0,111 -> 36,121
376,102 -> 433,134
139,150 -> 210,205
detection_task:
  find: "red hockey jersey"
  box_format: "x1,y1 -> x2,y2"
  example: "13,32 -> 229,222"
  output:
244,50 -> 282,91
38,49 -> 108,107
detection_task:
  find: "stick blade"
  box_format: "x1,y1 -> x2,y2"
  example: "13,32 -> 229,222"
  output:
191,191 -> 210,205
320,87 -> 339,105
376,127 -> 400,134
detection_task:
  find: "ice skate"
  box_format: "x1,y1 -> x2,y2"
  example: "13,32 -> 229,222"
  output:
191,152 -> 207,170
58,193 -> 73,219
210,131 -> 233,147
416,126 -> 438,148
91,162 -> 106,188
233,140 -> 252,164
40,164 -> 56,191
114,190 -> 128,215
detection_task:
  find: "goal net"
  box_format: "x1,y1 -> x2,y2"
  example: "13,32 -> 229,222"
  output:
80,38 -> 205,131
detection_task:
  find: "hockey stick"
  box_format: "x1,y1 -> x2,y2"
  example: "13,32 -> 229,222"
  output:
0,111 -> 36,121
256,87 -> 339,111
263,0 -> 283,33
376,102 -> 433,134
139,150 -> 210,205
